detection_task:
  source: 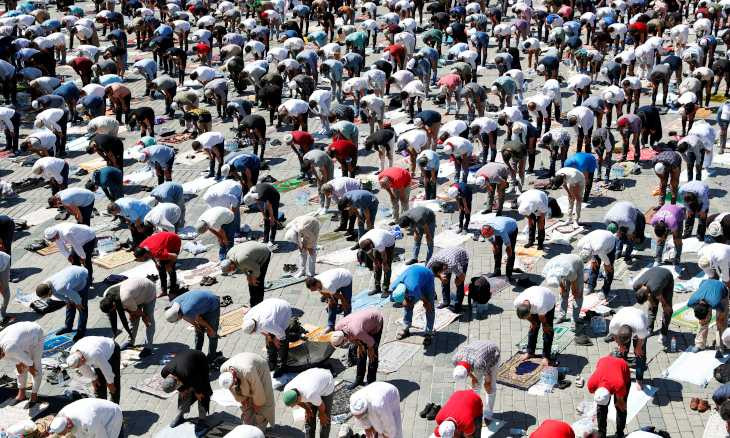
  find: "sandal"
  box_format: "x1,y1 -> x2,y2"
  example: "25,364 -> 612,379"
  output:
220,295 -> 233,307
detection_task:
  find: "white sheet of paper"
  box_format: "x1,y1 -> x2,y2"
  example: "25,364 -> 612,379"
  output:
19,208 -> 57,227
211,388 -> 241,408
182,176 -> 217,194
412,199 -> 442,212
663,350 -> 722,386
318,248 -> 359,266
608,383 -> 657,424
703,411 -> 730,438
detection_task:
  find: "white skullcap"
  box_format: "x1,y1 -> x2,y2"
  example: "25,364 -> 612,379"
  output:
452,364 -> 468,380
447,185 -> 459,199
34,119 -> 43,129
49,416 -> 69,434
708,221 -> 722,237
594,387 -> 611,405
698,255 -> 710,268
220,164 -> 231,178
491,85 -> 499,93
165,302 -> 182,323
220,259 -> 233,272
722,327 -> 730,349
243,191 -> 259,206
218,371 -> 235,389
284,228 -> 298,243
242,318 -> 256,334
330,330 -> 347,347
536,64 -> 545,73
349,394 -> 368,415
579,248 -> 592,263
439,420 -> 456,438
43,226 -> 59,241
653,162 -> 666,175
66,351 -> 83,368
171,102 -> 179,110
222,425 -> 265,438
31,100 -> 40,110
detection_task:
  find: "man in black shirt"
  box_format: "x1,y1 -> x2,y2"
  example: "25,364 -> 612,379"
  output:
239,114 -> 268,165
160,349 -> 212,428
634,266 -> 674,342
244,183 -> 281,246
87,134 -> 124,174
127,107 -> 155,138
365,128 -> 396,172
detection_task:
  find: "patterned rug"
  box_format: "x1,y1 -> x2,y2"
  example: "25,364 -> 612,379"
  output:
131,375 -> 176,399
93,250 -> 135,269
496,352 -> 546,390
272,176 -> 308,193
218,306 -> 249,337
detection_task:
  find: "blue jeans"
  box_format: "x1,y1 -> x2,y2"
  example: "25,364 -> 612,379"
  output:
412,222 -> 436,262
194,306 -> 220,359
357,203 -> 379,239
403,288 -> 436,333
327,283 -> 352,330
219,220 -> 237,261
65,284 -> 89,336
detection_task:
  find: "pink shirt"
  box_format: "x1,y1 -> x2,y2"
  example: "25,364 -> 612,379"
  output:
438,73 -> 461,90
334,309 -> 384,347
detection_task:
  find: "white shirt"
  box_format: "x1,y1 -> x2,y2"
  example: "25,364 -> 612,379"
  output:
417,149 -> 439,171
500,106 -> 523,123
566,106 -> 594,131
281,99 -> 309,115
199,206 -> 234,231
48,222 -> 96,259
57,399 -> 123,438
443,136 -> 473,156
0,321 -> 43,366
527,94 -> 551,118
609,306 -> 649,339
0,106 -> 14,131
28,129 -> 56,150
556,167 -> 585,187
69,336 -> 116,382
82,83 -> 106,99
316,268 -> 353,291
327,177 -> 361,200
513,286 -> 556,315
351,382 -> 403,438
517,189 -> 548,216
144,203 -> 181,231
470,117 -> 497,134
542,79 -> 561,101
439,120 -> 468,138
244,298 -> 292,340
603,86 -> 625,104
699,243 -> 730,282
359,229 -> 396,252
343,77 -> 369,95
578,230 -> 617,261
399,128 -> 428,151
402,79 -> 426,97
604,201 -> 637,233
197,132 -> 225,150
0,252 -> 8,273
118,277 -> 156,312
567,73 -> 592,90
32,157 -> 66,184
193,66 -> 216,83
204,180 -> 241,209
223,425 -> 265,438
284,368 -> 335,406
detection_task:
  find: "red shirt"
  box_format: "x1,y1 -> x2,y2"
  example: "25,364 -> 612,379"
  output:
328,139 -> 357,161
434,390 -> 483,437
629,21 -> 647,33
195,42 -> 211,55
379,167 -> 411,190
587,355 -> 631,399
140,232 -> 181,260
530,420 -> 575,438
69,56 -> 93,74
292,131 -> 314,151
386,44 -> 406,60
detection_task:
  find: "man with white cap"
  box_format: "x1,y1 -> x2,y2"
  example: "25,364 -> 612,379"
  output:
514,286 -> 557,366
0,321 -> 44,406
31,156 -> 68,196
578,229 -> 618,296
451,341 -> 500,423
331,309 -> 384,389
284,216 -> 320,278
542,254 -> 591,345
433,389 -> 483,437
357,228 -> 396,298
223,425 -> 265,438
196,206 -> 236,261
35,265 -> 89,341
349,381 -> 403,438
44,222 -> 97,286
608,306 -> 650,385
220,242 -> 272,307
99,277 -> 156,354
242,298 -> 292,377
698,243 -> 730,287
588,354 -> 631,438
218,352 -> 275,431
34,107 -> 67,156
282,367 -> 335,438
165,290 -> 220,361
160,349 -> 212,428
517,189 -> 549,250
48,398 -> 123,438
66,335 -> 121,403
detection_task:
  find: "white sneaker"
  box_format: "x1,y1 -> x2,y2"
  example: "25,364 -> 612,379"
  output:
267,242 -> 278,251
293,269 -> 306,278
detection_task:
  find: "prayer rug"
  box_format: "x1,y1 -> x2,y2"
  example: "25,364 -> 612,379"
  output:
180,262 -> 222,286
412,199 -> 442,213
482,419 -> 506,437
66,136 -> 89,152
514,323 -> 573,356
515,246 -> 544,257
131,375 -> 177,399
35,242 -> 59,256
176,151 -> 208,166
182,176 -> 217,194
702,412 -> 728,438
625,147 -> 658,162
218,307 -> 249,337
318,248 -> 358,266
671,301 -> 716,330
608,383 -> 657,424
160,132 -> 193,144
154,417 -> 221,437
496,352 -> 546,390
317,231 -> 342,243
119,260 -> 158,280
662,350 -> 721,387
42,329 -> 75,358
289,324 -> 335,349
93,250 -> 135,269
210,389 -> 240,409
264,276 -> 306,291
78,157 -> 108,172
409,302 -> 459,332
19,208 -> 57,227
696,108 -> 714,119
378,341 -> 420,374
331,381 -> 358,416
351,290 -> 391,311
272,176 -> 307,193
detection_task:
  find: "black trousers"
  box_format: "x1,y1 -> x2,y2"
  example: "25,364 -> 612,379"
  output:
526,307 -> 555,359
353,328 -> 382,383
157,259 -> 178,298
70,238 -> 97,287
78,203 -> 94,226
493,229 -> 518,277
596,380 -> 630,438
262,206 -> 279,244
265,335 -> 290,374
248,253 -> 270,306
94,343 -> 121,404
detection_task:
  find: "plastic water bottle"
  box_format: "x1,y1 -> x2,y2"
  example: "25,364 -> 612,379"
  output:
670,337 -> 677,353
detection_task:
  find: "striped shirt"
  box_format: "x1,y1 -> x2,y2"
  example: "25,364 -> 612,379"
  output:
452,341 -> 501,374
427,247 -> 469,275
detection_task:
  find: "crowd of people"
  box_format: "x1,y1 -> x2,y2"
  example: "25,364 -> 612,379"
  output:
0,0 -> 730,435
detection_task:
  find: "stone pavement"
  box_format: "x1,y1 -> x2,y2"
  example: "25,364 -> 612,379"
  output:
0,1 -> 729,437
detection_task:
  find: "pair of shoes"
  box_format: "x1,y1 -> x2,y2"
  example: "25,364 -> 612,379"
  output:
56,327 -> 73,336
347,380 -> 363,390
380,290 -> 390,299
423,334 -> 433,346
690,397 -> 700,410
367,289 -> 381,296
404,258 -> 417,265
419,403 -> 435,418
426,404 -> 440,420
574,334 -> 593,346
200,276 -> 217,286
555,315 -> 570,324
691,398 -> 710,412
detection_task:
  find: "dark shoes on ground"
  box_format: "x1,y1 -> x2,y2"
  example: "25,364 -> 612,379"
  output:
420,403 -> 441,420
574,334 -> 593,346
405,258 -> 418,265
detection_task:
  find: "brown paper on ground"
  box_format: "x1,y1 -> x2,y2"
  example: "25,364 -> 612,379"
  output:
93,250 -> 135,269
218,306 -> 249,337
36,242 -> 59,256
78,157 -> 108,172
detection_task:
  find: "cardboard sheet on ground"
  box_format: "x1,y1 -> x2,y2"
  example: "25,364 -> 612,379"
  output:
19,208 -> 57,227
352,289 -> 391,311
392,122 -> 416,136
515,323 -> 573,355
547,224 -> 585,244
289,324 -> 334,349
66,136 -> 89,152
608,383 -> 657,424
0,399 -> 50,430
93,250 -> 135,269
412,199 -> 442,213
407,301 -> 459,332
211,388 -> 240,409
182,176 -> 217,194
180,262 -> 222,286
556,196 -> 587,214
672,301 -> 716,329
35,242 -> 59,256
131,375 -> 176,399
318,247 -> 358,266
78,157 -> 107,172
496,352 -> 545,390
703,411 -> 730,438
123,168 -> 155,185
264,275 -> 305,291
434,230 -> 473,248
516,246 -> 544,257
662,350 -> 723,386
218,307 -> 249,337
378,341 -> 420,374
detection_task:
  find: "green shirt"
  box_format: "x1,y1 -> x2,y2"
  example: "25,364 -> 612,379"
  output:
227,242 -> 271,278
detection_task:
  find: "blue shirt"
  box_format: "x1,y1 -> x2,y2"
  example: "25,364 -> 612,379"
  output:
390,265 -> 435,301
345,190 -> 379,211
48,266 -> 88,305
689,279 -> 728,309
58,188 -> 95,207
94,166 -> 122,187
173,290 -> 219,317
115,198 -> 151,222
713,383 -> 730,405
151,182 -> 184,204
486,216 -> 517,245
53,82 -> 80,100
80,95 -> 105,116
230,153 -> 261,172
565,152 -> 597,173
144,144 -> 176,166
